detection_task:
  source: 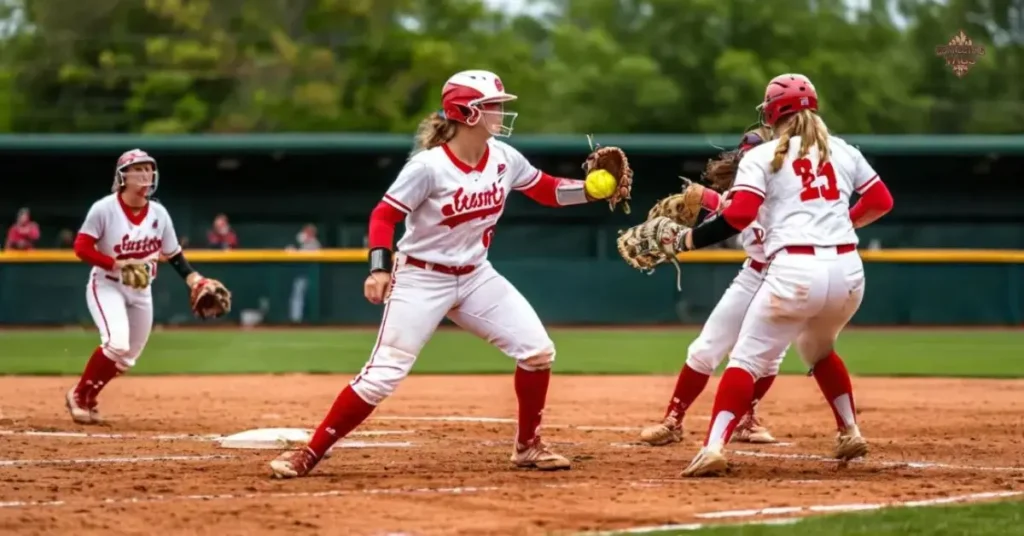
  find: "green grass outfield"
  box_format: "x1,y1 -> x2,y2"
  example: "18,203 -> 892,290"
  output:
617,498 -> 1024,536
0,327 -> 1023,377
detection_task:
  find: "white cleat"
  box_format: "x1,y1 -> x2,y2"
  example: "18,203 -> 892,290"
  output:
269,447 -> 321,479
65,388 -> 93,424
511,436 -> 571,471
731,400 -> 776,444
639,416 -> 684,446
834,424 -> 869,461
681,443 -> 728,477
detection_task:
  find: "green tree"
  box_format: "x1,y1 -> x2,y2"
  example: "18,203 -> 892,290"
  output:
1,0 -> 1021,134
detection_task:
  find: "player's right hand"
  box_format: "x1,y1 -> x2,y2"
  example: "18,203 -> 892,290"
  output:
363,271 -> 391,304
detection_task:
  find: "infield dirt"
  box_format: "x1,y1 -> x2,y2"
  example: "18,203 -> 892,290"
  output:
0,375 -> 1021,535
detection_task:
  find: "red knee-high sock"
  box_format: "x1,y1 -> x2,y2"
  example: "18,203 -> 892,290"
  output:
703,367 -> 755,446
307,386 -> 376,458
664,364 -> 711,421
812,351 -> 857,430
514,366 -> 550,445
752,375 -> 776,403
75,347 -> 122,406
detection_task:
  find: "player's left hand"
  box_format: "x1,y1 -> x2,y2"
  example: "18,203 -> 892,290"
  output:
188,276 -> 232,319
647,178 -> 722,228
582,141 -> 633,214
616,216 -> 689,290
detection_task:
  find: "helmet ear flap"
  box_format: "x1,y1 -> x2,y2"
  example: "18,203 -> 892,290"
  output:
459,104 -> 480,126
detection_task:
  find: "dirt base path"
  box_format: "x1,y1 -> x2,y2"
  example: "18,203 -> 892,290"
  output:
0,375 -> 1021,535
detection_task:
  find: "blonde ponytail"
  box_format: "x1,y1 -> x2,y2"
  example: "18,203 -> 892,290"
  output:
411,112 -> 458,157
770,110 -> 830,173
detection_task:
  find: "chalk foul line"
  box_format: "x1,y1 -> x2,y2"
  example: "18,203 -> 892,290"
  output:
0,454 -> 233,467
0,482 -> 587,510
730,449 -> 1024,472
0,429 -> 413,442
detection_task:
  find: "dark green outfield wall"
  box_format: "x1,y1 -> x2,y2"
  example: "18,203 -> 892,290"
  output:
2,261 -> 1020,326
2,133 -> 1022,326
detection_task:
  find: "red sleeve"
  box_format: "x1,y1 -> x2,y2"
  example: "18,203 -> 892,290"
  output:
73,233 -> 116,271
849,180 -> 894,228
721,191 -> 763,230
518,173 -> 563,207
26,223 -> 40,241
4,226 -> 15,247
368,200 -> 406,250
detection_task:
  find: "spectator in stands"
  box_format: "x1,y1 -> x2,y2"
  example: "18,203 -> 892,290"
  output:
288,224 -> 321,323
5,208 -> 40,250
290,223 -> 321,251
206,214 -> 238,249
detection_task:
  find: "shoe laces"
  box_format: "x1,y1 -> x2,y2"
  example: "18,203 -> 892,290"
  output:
519,436 -> 552,454
738,400 -> 765,430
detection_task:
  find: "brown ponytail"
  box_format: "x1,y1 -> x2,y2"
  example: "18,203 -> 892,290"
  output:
770,110 -> 830,173
411,112 -> 458,157
702,126 -> 776,193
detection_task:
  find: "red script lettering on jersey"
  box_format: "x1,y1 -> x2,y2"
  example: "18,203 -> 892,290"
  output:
113,234 -> 163,260
439,183 -> 506,228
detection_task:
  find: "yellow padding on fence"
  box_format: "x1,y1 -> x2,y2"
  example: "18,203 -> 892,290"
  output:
2,248 -> 1024,264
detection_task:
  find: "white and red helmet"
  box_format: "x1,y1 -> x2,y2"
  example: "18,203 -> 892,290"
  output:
113,148 -> 159,197
441,70 -> 518,137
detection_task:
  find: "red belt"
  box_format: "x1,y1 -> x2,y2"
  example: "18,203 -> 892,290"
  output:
783,244 -> 856,255
405,256 -> 476,276
753,244 -> 856,272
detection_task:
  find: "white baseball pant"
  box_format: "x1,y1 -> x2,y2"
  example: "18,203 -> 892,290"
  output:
350,256 -> 555,406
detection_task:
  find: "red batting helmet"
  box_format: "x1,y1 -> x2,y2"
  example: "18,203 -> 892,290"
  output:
440,70 -> 519,137
758,74 -> 818,127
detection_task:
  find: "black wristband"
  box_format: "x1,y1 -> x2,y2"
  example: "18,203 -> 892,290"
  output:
369,247 -> 392,273
689,214 -> 742,250
167,251 -> 195,279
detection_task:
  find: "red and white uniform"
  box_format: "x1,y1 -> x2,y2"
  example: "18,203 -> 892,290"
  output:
383,140 -> 541,267
684,221 -> 789,378
76,194 -> 182,369
722,135 -> 885,377
354,139 -> 585,405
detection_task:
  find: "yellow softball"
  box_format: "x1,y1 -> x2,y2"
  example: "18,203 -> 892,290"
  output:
585,169 -> 618,199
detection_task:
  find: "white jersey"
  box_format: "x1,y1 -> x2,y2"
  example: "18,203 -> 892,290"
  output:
740,222 -> 768,263
79,194 -> 183,282
731,135 -> 880,258
382,139 -> 541,267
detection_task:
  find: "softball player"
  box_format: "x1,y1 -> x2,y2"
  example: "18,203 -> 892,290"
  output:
269,70 -> 625,479
66,149 -> 221,424
640,130 -> 784,447
668,74 -> 895,476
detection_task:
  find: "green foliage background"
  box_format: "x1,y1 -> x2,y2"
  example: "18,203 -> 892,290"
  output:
0,0 -> 1021,134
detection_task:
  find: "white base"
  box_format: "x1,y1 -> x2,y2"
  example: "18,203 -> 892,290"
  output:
217,428 -> 312,450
